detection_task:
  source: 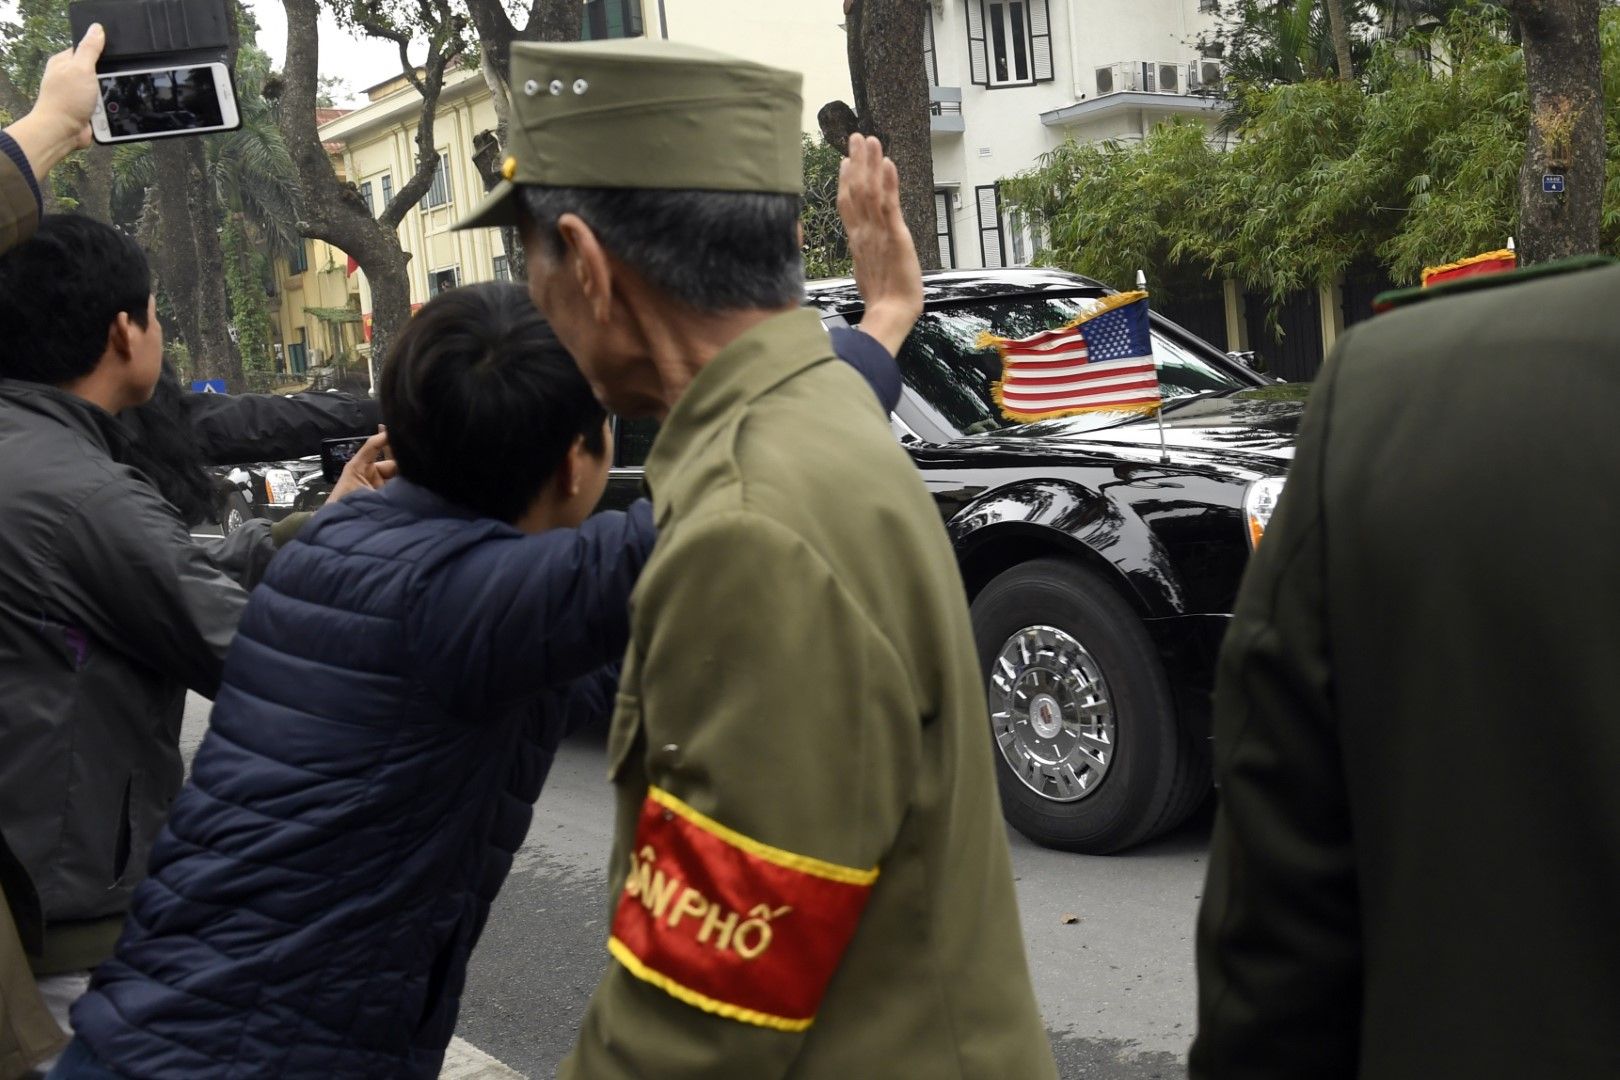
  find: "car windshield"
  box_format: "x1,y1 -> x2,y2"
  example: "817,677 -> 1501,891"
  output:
897,295 -> 1248,438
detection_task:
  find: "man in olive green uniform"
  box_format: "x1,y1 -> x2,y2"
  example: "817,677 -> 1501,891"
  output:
456,40 -> 1055,1078
1191,258 -> 1620,1079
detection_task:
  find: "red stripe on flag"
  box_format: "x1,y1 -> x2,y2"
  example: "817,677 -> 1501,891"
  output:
1000,381 -> 1162,404
1005,363 -> 1156,387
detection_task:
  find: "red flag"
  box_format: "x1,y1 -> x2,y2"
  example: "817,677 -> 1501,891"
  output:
346,255 -> 360,277
1421,249 -> 1516,288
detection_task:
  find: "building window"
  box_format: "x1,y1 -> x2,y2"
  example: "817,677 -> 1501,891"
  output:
287,331 -> 308,373
287,241 -> 309,275
934,190 -> 956,270
1200,0 -> 1219,11
966,0 -> 1054,88
976,185 -> 1004,269
359,181 -> 374,216
923,7 -> 939,87
427,266 -> 460,297
380,173 -> 394,208
493,255 -> 511,282
420,155 -> 452,210
582,0 -> 642,40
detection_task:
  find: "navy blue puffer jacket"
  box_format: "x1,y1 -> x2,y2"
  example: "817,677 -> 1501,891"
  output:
67,479 -> 656,1079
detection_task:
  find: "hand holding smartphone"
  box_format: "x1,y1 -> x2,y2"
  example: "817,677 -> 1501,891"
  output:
67,0 -> 242,145
321,436 -> 373,485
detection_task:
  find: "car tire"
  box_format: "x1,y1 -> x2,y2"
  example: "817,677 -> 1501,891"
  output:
971,557 -> 1207,854
219,492 -> 252,535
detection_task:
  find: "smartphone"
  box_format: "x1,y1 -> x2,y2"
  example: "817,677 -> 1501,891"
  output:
91,62 -> 240,144
320,437 -> 371,485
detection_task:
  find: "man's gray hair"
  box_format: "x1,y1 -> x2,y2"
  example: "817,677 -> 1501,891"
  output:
520,187 -> 805,314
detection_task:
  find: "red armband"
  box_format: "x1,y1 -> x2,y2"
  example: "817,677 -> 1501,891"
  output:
607,786 -> 878,1032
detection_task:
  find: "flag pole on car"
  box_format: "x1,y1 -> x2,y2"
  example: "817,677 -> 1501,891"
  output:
1138,270 -> 1170,466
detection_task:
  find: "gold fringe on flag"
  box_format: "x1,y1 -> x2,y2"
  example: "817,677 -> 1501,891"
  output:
981,290 -> 1156,423
1420,249 -> 1517,286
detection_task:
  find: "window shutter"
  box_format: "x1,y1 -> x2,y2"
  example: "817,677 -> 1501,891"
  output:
966,0 -> 989,86
1030,0 -> 1054,83
977,185 -> 1005,269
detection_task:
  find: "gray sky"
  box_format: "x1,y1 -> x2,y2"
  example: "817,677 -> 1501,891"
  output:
246,0 -> 419,105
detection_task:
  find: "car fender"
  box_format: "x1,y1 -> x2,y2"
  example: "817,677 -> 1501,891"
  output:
944,477 -> 1187,620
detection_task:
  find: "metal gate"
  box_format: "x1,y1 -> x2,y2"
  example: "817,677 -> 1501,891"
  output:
1244,290 -> 1323,382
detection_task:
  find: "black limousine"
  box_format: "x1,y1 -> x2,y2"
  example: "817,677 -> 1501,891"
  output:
605,269 -> 1306,854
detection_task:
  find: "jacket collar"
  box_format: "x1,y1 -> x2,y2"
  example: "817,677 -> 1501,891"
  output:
642,308 -> 833,526
0,379 -> 127,458
378,475 -> 517,528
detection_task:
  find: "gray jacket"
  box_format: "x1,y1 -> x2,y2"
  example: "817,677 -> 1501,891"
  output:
0,380 -> 266,965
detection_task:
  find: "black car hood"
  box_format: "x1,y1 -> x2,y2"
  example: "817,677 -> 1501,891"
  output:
966,385 -> 1310,473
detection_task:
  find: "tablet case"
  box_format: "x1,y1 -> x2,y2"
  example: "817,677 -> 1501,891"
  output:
68,0 -> 231,72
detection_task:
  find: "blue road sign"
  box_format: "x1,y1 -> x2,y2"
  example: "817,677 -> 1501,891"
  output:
191,379 -> 228,394
1543,174 -> 1566,194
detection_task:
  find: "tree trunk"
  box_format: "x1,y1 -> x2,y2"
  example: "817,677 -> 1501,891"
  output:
149,140 -> 247,389
823,0 -> 940,270
279,0 -> 442,379
151,144 -> 206,374
467,0 -> 581,283
1324,0 -> 1355,82
1505,0 -> 1605,265
73,145 -> 115,222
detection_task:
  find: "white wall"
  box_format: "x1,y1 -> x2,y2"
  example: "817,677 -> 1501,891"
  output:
932,0 -> 1222,273
656,0 -> 855,135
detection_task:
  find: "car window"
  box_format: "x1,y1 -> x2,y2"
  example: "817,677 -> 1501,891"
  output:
896,296 -> 1248,437
614,417 -> 659,468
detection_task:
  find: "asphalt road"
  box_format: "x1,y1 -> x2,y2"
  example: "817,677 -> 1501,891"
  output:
181,695 -> 1212,1079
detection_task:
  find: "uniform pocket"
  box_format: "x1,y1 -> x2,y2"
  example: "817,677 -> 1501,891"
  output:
111,775 -> 134,884
606,691 -> 643,782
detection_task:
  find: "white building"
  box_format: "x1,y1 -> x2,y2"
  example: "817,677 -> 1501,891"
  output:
924,0 -> 1227,271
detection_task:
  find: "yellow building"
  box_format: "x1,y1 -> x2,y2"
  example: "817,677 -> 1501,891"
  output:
268,0 -> 858,381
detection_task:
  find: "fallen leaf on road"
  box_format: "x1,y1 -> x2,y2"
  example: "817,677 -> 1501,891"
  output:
1061,913 -> 1081,925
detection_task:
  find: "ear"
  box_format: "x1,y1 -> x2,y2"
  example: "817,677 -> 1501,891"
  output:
555,434 -> 587,499
556,213 -> 615,327
796,219 -> 806,249
105,311 -> 136,364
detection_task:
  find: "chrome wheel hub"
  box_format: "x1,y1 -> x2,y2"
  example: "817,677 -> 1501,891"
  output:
989,625 -> 1117,803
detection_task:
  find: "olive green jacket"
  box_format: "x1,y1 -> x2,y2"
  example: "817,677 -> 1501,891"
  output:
1191,263 -> 1620,1079
1,873 -> 64,1080
563,310 -> 1055,1079
0,146 -> 37,257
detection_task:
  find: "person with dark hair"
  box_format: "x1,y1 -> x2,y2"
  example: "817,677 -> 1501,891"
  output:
52,143 -> 915,1074
0,215 -> 382,1074
459,38 -> 1053,1080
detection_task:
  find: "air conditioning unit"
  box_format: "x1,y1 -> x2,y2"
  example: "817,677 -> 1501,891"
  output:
1200,59 -> 1224,88
1095,66 -> 1114,95
1140,63 -> 1156,92
1158,63 -> 1181,93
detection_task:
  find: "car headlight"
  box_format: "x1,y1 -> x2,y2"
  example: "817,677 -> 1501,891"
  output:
264,468 -> 300,507
1244,477 -> 1287,550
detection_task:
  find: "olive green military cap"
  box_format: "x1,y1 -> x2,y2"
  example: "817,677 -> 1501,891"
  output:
455,38 -> 804,232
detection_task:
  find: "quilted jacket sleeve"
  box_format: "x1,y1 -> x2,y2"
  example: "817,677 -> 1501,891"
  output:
411,500 -> 657,711
0,130 -> 41,256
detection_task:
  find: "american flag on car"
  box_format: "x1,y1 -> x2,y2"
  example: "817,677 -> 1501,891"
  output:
982,291 -> 1161,422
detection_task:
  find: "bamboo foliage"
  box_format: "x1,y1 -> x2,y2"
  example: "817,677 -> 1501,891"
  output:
1003,5 -> 1617,305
